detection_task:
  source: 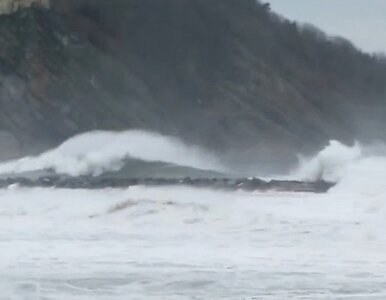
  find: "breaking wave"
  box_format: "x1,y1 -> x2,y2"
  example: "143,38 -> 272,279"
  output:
294,140 -> 362,182
293,140 -> 386,195
0,130 -> 226,177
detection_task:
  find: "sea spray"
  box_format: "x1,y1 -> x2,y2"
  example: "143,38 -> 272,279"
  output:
293,140 -> 386,196
293,140 -> 362,182
2,146 -> 386,298
0,130 -> 225,176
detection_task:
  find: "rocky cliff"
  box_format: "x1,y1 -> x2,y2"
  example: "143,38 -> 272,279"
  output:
0,0 -> 385,172
0,0 -> 49,15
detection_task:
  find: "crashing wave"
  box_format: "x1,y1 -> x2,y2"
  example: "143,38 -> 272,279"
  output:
0,130 -> 226,177
293,140 -> 362,182
293,140 -> 386,195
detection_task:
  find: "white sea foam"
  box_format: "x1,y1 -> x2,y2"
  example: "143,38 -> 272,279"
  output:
293,140 -> 386,196
1,184 -> 386,299
0,130 -> 224,176
293,140 -> 362,182
1,137 -> 386,298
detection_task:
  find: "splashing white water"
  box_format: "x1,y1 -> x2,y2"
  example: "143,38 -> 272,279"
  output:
294,140 -> 362,182
294,140 -> 386,195
1,139 -> 386,299
1,185 -> 386,299
0,130 -> 224,176
329,155 -> 386,195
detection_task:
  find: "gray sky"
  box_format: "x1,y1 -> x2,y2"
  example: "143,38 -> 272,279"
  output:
268,0 -> 386,53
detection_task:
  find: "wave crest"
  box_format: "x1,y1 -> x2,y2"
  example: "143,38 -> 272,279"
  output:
0,130 -> 225,176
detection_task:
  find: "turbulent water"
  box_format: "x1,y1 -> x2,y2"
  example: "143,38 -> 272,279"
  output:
0,130 -> 226,178
1,131 -> 386,299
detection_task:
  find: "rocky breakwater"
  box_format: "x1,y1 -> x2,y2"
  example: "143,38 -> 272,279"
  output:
0,175 -> 334,193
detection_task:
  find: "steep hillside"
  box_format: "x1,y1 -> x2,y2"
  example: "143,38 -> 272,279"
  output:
0,0 -> 49,15
0,0 -> 385,171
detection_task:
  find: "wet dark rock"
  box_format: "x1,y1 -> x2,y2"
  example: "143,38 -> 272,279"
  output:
0,175 -> 335,193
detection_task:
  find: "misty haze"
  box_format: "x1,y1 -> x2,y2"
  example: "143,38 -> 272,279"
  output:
0,0 -> 385,299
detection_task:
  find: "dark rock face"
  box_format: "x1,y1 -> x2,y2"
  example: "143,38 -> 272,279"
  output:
0,131 -> 20,160
0,0 -> 385,171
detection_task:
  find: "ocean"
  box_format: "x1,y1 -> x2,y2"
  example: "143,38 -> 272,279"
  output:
1,131 -> 385,299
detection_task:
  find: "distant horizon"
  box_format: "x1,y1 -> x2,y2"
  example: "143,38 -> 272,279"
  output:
268,0 -> 386,54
